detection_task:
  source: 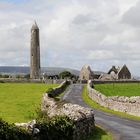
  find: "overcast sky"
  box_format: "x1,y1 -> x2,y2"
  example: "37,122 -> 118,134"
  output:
0,0 -> 140,75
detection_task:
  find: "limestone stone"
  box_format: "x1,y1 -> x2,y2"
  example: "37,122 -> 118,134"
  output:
42,93 -> 94,120
15,120 -> 38,134
99,73 -> 117,80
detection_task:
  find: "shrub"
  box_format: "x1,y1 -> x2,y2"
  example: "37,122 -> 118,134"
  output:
35,114 -> 73,140
47,81 -> 70,98
46,88 -> 54,97
0,118 -> 31,140
24,74 -> 30,79
2,74 -> 9,78
46,88 -> 54,94
59,71 -> 72,79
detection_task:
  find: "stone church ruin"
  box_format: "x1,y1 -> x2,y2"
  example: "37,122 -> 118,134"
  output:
79,65 -> 94,81
106,64 -> 131,80
79,64 -> 131,81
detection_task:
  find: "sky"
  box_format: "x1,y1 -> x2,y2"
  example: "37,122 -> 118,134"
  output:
0,0 -> 140,76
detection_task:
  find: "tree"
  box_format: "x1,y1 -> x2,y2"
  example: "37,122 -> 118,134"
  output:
24,74 -> 30,79
16,74 -> 22,79
59,71 -> 73,79
3,74 -> 9,78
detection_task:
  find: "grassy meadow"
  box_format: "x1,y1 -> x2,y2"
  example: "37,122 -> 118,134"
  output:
0,83 -> 58,123
94,83 -> 140,97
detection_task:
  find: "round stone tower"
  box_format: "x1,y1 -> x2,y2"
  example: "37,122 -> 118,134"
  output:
30,21 -> 40,79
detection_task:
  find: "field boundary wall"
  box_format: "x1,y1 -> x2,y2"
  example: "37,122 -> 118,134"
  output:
88,80 -> 140,117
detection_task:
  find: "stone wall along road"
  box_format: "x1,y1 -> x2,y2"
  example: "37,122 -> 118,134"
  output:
88,80 -> 140,117
62,84 -> 140,140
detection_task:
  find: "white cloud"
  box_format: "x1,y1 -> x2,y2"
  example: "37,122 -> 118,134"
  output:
88,50 -> 115,60
0,0 -> 140,76
122,1 -> 140,27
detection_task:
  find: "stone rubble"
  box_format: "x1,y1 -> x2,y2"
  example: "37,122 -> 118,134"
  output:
42,94 -> 94,121
15,120 -> 39,134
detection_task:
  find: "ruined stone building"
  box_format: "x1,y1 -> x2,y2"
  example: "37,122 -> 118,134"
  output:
79,64 -> 131,81
79,65 -> 106,80
107,65 -> 131,80
30,21 -> 40,79
99,73 -> 117,81
117,65 -> 131,79
79,65 -> 94,80
108,66 -> 118,75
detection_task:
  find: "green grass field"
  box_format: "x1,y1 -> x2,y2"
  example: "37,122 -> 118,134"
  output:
0,83 -> 58,123
94,83 -> 140,97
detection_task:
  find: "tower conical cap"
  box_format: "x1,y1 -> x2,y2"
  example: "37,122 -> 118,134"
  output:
31,21 -> 39,30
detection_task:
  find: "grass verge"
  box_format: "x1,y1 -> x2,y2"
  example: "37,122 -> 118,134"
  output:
54,85 -> 70,101
88,126 -> 112,140
82,85 -> 140,121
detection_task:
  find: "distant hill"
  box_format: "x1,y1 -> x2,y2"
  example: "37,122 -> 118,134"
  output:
0,66 -> 107,77
0,66 -> 80,76
1,66 -> 138,80
41,67 -> 80,76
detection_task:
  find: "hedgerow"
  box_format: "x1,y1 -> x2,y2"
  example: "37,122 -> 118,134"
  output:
0,118 -> 31,140
35,112 -> 74,140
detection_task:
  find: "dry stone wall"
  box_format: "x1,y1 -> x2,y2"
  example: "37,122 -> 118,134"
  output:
47,80 -> 70,97
42,93 -> 95,140
0,78 -> 68,84
88,80 -> 140,117
15,81 -> 95,140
